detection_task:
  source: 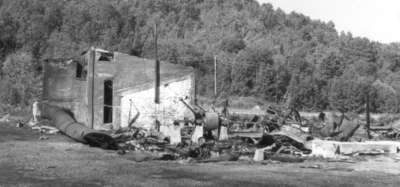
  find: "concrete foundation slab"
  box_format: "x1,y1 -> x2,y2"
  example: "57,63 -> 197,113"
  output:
309,140 -> 400,158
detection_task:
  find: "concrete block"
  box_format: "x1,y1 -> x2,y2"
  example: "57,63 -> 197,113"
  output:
340,141 -> 400,155
191,126 -> 204,143
253,149 -> 265,161
169,126 -> 182,145
309,140 -> 400,158
308,140 -> 340,158
219,126 -> 229,141
160,125 -> 182,145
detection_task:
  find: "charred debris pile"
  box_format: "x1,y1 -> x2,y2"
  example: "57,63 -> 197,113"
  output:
102,99 -> 400,162
13,100 -> 400,163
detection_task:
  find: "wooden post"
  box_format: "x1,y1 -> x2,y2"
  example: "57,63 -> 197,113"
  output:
88,47 -> 96,129
194,66 -> 198,105
366,89 -> 371,139
214,55 -> 217,97
154,23 -> 160,104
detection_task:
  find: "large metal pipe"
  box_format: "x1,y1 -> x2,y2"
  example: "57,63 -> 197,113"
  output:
41,103 -> 117,150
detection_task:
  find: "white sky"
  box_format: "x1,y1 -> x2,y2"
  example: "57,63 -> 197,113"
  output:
257,0 -> 400,43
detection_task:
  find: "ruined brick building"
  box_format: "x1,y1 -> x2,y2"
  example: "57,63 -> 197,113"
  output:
43,47 -> 195,130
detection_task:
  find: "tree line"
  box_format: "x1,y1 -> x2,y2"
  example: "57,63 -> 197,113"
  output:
0,0 -> 399,113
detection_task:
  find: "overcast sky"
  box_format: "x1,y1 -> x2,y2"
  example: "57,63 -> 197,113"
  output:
257,0 -> 400,43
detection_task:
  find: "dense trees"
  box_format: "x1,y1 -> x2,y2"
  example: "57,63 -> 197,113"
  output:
1,52 -> 41,106
0,0 -> 399,113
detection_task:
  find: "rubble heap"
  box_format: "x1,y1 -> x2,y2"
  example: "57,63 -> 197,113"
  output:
9,101 -> 400,163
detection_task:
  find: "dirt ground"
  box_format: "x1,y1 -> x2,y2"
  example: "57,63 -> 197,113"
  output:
1,121 -> 400,187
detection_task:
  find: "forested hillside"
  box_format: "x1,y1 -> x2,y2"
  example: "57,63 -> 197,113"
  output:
1,0 -> 400,113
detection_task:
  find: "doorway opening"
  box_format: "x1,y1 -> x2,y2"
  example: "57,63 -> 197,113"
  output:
104,80 -> 113,123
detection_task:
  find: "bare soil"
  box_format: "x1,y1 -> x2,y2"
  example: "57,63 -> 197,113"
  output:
1,121 -> 400,187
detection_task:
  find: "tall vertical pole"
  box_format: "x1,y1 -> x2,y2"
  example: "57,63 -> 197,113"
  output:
214,55 -> 217,97
275,72 -> 279,103
88,47 -> 96,129
366,89 -> 371,139
154,23 -> 160,104
194,63 -> 198,105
